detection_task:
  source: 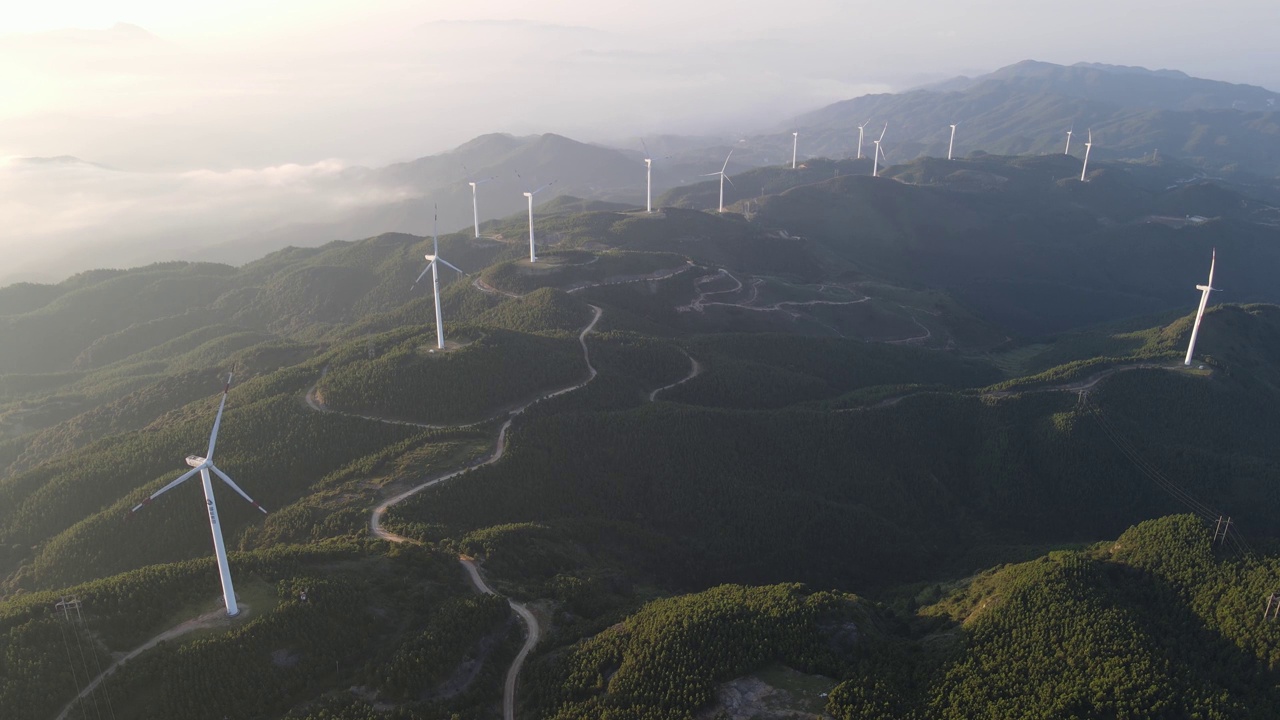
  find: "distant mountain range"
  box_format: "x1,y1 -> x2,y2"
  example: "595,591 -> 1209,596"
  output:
262,60 -> 1280,247
783,60 -> 1280,175
8,59 -> 1279,288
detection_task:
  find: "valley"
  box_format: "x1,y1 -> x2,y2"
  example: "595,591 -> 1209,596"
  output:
3,145 -> 1280,720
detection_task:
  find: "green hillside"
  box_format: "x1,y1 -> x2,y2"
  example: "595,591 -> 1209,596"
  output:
755,158 -> 1280,334
788,60 -> 1280,176
1,541 -> 515,720
3,160 -> 1280,719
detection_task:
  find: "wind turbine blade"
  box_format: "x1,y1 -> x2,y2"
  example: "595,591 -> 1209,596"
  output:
436,257 -> 464,274
205,374 -> 232,462
412,262 -> 433,288
532,181 -> 555,194
879,123 -> 888,142
210,465 -> 268,514
723,174 -> 735,188
721,149 -> 734,173
641,139 -> 651,158
700,172 -> 721,177
1208,248 -> 1217,288
131,467 -> 202,512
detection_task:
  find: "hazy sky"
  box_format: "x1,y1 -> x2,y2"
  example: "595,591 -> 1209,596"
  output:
1,0 -> 1277,283
4,0 -> 1277,169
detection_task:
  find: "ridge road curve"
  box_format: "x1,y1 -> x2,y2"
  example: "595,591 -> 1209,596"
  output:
367,304 -> 601,720
53,607 -> 236,720
648,350 -> 702,402
462,557 -> 540,720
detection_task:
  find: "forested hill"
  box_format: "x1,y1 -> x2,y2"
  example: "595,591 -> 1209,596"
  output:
518,515 -> 1280,720
786,59 -> 1280,175
3,150 -> 1280,719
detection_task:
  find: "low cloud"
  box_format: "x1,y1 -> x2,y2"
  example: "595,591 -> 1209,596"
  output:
0,157 -> 416,285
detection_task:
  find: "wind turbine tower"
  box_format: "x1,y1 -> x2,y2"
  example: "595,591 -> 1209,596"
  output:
413,206 -> 465,350
466,177 -> 494,239
1183,249 -> 1220,366
644,157 -> 652,212
948,124 -> 957,160
130,376 -> 267,617
857,119 -> 869,159
872,124 -> 887,178
1080,129 -> 1093,181
702,150 -> 735,213
792,132 -> 799,169
521,181 -> 555,262
640,140 -> 654,213
1064,127 -> 1073,155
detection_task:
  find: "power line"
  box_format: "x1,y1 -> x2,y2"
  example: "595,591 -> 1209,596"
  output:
1082,395 -> 1256,560
64,598 -> 105,720
55,603 -> 90,720
1084,397 -> 1218,519
73,599 -> 119,720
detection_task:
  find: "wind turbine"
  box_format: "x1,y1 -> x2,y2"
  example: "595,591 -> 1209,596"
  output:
641,140 -> 653,213
413,205 -> 465,350
1064,126 -> 1073,155
520,178 -> 555,262
856,119 -> 870,159
130,375 -> 267,617
702,149 -> 735,213
1183,249 -> 1220,366
791,132 -> 799,169
948,123 -> 958,160
872,123 -> 887,178
465,172 -> 495,239
1080,129 -> 1093,181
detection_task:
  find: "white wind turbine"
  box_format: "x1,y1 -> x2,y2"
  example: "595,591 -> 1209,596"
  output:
1080,129 -> 1093,181
702,149 -> 735,213
130,375 -> 267,617
520,178 -> 555,262
791,132 -> 799,169
465,171 -> 495,239
872,123 -> 888,177
1183,249 -> 1220,366
641,140 -> 653,213
948,123 -> 958,160
1064,126 -> 1074,155
413,205 -> 465,350
856,119 -> 870,159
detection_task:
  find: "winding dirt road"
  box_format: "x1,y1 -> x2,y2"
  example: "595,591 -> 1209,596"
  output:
836,361 -> 1187,414
361,304 -> 600,720
649,351 -> 703,402
462,558 -> 540,720
54,607 -> 239,720
677,267 -> 872,320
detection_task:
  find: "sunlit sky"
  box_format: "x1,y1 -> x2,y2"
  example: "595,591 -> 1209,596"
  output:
2,1 -> 1277,284
4,0 -> 1277,169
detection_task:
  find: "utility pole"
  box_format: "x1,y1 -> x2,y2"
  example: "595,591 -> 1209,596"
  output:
1213,516 -> 1233,545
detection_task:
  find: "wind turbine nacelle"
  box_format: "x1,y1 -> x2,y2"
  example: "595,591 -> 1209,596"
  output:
186,455 -> 208,468
1196,284 -> 1217,292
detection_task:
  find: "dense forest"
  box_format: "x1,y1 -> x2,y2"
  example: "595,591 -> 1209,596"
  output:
3,151 -> 1279,719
